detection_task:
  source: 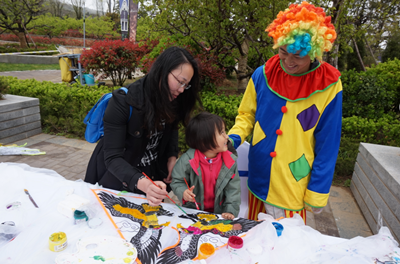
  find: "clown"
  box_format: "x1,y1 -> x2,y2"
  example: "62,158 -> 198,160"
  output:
228,1 -> 342,221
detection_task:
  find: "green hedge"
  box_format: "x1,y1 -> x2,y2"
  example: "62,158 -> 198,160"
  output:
3,76 -> 111,137
342,114 -> 400,146
341,58 -> 400,119
201,91 -> 243,130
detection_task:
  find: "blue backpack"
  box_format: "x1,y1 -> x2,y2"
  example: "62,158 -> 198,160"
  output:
84,87 -> 132,143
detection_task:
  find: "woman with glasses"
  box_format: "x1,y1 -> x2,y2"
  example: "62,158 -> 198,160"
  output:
85,46 -> 201,206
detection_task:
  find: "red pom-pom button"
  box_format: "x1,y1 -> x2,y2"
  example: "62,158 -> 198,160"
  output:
270,151 -> 277,157
276,129 -> 283,135
281,106 -> 287,113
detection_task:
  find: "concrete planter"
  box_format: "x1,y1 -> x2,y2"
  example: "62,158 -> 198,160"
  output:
0,94 -> 42,144
351,142 -> 400,243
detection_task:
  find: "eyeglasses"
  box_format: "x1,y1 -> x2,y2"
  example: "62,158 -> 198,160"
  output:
170,72 -> 191,90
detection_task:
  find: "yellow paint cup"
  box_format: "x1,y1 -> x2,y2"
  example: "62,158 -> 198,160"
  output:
198,243 -> 215,260
49,232 -> 68,252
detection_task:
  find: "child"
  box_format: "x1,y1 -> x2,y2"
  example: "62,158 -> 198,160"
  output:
171,112 -> 241,220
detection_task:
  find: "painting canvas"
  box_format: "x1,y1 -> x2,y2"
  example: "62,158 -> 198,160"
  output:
92,190 -> 262,264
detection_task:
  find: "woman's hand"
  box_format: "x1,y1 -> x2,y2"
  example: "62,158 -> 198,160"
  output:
183,186 -> 196,202
222,212 -> 234,220
138,178 -> 168,206
164,156 -> 177,184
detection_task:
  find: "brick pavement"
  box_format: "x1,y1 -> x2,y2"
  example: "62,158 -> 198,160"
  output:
0,133 -> 94,181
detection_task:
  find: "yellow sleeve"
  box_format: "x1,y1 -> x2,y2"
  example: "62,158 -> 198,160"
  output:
228,78 -> 257,144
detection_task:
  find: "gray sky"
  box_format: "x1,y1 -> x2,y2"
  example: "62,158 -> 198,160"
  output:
85,0 -> 98,10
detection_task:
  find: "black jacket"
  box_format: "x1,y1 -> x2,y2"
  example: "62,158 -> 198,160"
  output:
85,76 -> 179,192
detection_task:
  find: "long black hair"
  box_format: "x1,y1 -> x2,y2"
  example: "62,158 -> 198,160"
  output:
143,46 -> 201,132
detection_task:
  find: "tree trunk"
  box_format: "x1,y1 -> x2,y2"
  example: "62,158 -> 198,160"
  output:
365,38 -> 378,65
352,37 -> 366,72
325,46 -> 336,67
237,37 -> 250,93
15,31 -> 28,48
334,44 -> 339,70
325,0 -> 343,68
129,1 -> 138,43
332,43 -> 339,69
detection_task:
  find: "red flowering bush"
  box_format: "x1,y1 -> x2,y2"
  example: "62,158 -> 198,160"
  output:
0,34 -> 19,42
80,39 -> 150,86
194,50 -> 226,90
61,29 -> 82,38
0,33 -> 96,47
140,38 -> 226,90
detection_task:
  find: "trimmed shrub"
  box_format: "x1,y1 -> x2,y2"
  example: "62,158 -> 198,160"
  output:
5,77 -> 111,137
342,114 -> 400,147
0,33 -> 96,47
81,39 -> 150,86
342,69 -> 397,119
0,77 -> 10,100
366,58 -> 400,112
334,137 -> 361,178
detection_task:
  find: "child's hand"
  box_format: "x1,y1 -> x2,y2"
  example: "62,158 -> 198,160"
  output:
222,212 -> 234,220
183,186 -> 196,202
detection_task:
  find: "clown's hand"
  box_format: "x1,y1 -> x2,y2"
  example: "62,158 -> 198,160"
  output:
227,137 -> 237,156
312,207 -> 324,214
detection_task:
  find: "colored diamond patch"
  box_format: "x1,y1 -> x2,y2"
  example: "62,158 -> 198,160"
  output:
289,154 -> 311,182
297,104 -> 320,131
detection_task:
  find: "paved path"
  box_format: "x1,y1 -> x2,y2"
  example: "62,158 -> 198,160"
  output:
0,134 -> 93,181
0,70 -> 62,83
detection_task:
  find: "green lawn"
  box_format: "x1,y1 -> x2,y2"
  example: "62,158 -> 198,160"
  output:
0,63 -> 60,72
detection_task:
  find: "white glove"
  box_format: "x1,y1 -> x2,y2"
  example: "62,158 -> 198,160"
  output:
312,207 -> 323,214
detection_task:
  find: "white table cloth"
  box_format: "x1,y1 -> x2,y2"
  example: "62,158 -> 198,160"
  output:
0,162 -> 399,264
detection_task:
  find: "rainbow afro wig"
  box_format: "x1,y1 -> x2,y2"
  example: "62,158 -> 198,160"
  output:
266,1 -> 337,61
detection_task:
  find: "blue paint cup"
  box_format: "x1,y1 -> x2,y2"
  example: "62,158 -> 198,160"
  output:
272,222 -> 284,237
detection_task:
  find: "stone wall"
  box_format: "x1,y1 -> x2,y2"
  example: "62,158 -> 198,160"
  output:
350,142 -> 400,243
0,94 -> 42,144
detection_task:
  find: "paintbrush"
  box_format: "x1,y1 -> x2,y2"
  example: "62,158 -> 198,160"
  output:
142,173 -> 187,215
24,189 -> 39,208
183,178 -> 200,210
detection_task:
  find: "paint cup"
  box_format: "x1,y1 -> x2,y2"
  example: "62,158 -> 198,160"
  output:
0,222 -> 19,246
227,235 -> 243,252
5,201 -> 21,210
49,232 -> 67,252
198,243 -> 215,260
73,210 -> 88,224
272,222 -> 284,237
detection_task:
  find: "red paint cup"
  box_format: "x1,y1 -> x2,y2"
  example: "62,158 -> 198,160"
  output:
227,236 -> 243,252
